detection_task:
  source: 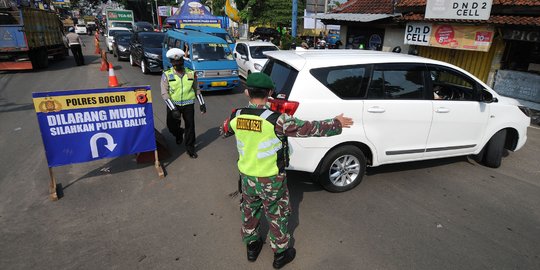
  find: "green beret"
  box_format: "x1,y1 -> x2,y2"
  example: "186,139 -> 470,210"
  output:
246,73 -> 275,90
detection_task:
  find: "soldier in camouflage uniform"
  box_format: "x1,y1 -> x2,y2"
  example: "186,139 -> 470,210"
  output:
220,73 -> 353,269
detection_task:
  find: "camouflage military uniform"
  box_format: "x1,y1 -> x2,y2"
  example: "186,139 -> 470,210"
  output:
224,102 -> 343,253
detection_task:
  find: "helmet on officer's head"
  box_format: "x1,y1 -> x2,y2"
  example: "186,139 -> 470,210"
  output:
166,48 -> 185,61
68,27 -> 74,32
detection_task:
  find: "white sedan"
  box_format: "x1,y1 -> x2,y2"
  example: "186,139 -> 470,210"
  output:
233,40 -> 279,79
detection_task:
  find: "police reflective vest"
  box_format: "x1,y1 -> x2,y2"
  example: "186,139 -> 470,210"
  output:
165,67 -> 195,105
230,108 -> 287,177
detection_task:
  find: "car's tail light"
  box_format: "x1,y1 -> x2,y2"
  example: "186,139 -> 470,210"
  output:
269,98 -> 299,115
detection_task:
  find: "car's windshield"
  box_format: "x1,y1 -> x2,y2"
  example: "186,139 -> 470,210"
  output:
136,23 -> 153,30
215,33 -> 235,44
139,34 -> 163,48
109,30 -> 130,36
112,22 -> 133,30
191,43 -> 232,61
116,34 -> 131,43
250,46 -> 278,59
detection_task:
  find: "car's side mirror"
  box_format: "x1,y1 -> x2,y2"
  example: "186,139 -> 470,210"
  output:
481,89 -> 498,103
234,53 -> 237,58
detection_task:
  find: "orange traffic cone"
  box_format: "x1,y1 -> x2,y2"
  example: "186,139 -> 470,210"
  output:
100,51 -> 108,71
108,62 -> 119,87
94,39 -> 100,55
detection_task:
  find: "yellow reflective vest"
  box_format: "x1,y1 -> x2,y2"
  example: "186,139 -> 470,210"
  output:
164,67 -> 195,104
230,108 -> 287,177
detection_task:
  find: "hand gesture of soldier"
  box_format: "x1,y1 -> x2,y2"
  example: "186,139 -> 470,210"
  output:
335,113 -> 353,128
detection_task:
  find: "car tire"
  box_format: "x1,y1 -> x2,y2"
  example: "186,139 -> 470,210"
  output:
129,54 -> 135,66
316,145 -> 366,192
482,129 -> 507,168
141,60 -> 148,74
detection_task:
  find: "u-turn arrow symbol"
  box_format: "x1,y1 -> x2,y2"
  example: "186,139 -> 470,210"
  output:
90,132 -> 117,158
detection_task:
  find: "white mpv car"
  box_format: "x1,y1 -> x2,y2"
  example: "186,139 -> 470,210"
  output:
263,50 -> 530,192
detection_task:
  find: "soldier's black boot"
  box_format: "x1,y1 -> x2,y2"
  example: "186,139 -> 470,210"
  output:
272,247 -> 296,269
246,238 -> 263,262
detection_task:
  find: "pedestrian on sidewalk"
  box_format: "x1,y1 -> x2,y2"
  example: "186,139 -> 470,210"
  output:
66,27 -> 85,66
220,73 -> 354,269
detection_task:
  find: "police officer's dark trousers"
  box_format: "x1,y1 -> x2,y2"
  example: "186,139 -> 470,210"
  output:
166,103 -> 196,154
69,44 -> 84,66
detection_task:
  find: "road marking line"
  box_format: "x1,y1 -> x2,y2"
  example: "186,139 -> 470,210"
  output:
529,125 -> 540,130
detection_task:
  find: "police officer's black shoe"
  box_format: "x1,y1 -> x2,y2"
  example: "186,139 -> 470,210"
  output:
247,238 -> 263,262
272,248 -> 296,269
188,152 -> 198,159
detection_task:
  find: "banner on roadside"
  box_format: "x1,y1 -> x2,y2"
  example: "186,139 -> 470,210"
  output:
32,86 -> 156,167
404,23 -> 494,52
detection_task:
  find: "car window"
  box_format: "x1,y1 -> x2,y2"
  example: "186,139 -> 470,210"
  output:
250,46 -> 278,59
367,64 -> 426,100
112,22 -> 133,30
427,65 -> 477,101
263,59 -> 299,99
310,65 -> 370,99
139,34 -> 163,48
236,44 -> 247,55
166,38 -> 174,48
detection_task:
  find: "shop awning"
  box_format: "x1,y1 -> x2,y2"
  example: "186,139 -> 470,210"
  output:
310,13 -> 401,22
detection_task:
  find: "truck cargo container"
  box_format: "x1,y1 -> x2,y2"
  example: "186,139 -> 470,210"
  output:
0,2 -> 68,70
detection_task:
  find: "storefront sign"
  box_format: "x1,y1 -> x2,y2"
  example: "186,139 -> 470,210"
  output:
403,24 -> 494,52
158,6 -> 172,17
425,0 -> 492,20
503,29 -> 540,43
494,70 -> 540,103
404,22 -> 432,45
32,86 -> 156,167
429,24 -> 494,52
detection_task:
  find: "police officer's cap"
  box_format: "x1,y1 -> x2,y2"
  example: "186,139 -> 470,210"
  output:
166,48 -> 185,60
246,73 -> 275,90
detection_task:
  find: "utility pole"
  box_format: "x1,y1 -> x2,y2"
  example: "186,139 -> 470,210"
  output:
150,0 -> 155,26
292,0 -> 297,37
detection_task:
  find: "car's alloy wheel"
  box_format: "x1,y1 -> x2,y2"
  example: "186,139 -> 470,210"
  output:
141,60 -> 148,74
317,146 -> 366,192
129,54 -> 135,66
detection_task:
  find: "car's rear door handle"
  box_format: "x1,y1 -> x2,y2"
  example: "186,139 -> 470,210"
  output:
367,106 -> 385,113
435,107 -> 450,113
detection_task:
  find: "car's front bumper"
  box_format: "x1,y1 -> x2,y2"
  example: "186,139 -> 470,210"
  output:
146,58 -> 163,72
197,76 -> 240,91
117,50 -> 130,59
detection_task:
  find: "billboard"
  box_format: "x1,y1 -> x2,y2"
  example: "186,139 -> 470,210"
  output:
404,23 -> 494,52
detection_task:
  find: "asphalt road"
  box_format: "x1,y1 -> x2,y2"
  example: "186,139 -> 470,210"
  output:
1,35 -> 539,270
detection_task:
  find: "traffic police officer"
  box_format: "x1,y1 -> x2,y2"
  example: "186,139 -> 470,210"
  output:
161,48 -> 206,158
220,73 -> 354,269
